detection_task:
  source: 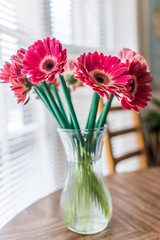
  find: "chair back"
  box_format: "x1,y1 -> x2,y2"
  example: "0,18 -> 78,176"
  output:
98,99 -> 148,174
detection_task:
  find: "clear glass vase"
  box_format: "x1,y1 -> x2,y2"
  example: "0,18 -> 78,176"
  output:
57,126 -> 112,235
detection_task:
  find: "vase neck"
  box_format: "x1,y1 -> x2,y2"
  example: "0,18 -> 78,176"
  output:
58,127 -> 107,163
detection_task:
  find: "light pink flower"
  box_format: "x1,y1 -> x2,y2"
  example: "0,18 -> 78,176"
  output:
22,37 -> 67,83
10,48 -> 33,104
74,52 -> 132,99
63,60 -> 84,91
0,48 -> 26,83
51,75 -> 60,88
11,48 -> 26,66
1,48 -> 38,104
118,48 -> 149,70
0,62 -> 12,83
10,63 -> 32,104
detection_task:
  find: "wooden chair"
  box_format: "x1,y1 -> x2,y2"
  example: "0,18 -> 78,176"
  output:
98,99 -> 148,174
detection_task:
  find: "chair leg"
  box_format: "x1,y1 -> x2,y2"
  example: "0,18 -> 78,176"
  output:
104,132 -> 115,174
139,154 -> 148,169
131,110 -> 148,169
98,99 -> 115,174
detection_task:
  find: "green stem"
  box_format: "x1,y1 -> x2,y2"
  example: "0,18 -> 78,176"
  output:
34,86 -> 60,125
96,93 -> 114,128
86,92 -> 100,129
51,84 -> 71,128
61,156 -> 111,230
68,88 -> 74,129
41,81 -> 70,129
59,75 -> 80,130
59,75 -> 84,146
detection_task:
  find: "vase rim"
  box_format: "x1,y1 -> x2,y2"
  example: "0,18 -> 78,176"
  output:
57,125 -> 108,133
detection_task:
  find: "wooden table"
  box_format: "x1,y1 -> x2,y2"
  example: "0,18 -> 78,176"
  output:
1,168 -> 160,240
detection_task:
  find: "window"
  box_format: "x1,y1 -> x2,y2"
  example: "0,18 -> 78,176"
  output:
50,0 -> 139,53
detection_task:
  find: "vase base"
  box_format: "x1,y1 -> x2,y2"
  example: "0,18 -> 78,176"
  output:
66,222 -> 109,235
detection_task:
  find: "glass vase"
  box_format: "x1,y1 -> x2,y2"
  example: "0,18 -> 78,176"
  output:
57,126 -> 112,235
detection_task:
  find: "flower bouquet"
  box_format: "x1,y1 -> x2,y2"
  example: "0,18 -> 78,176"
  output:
0,38 -> 153,234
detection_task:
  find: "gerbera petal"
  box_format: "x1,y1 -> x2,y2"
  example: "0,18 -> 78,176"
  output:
104,55 -> 112,69
121,97 -> 132,110
0,61 -> 12,83
44,37 -> 51,55
112,67 -> 128,78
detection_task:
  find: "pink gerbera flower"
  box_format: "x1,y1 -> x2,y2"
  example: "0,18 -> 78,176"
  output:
121,64 -> 153,112
63,60 -> 84,91
0,62 -> 12,83
118,48 -> 153,112
74,52 -> 132,99
1,48 -> 35,104
11,48 -> 26,66
10,63 -> 33,104
22,37 -> 67,83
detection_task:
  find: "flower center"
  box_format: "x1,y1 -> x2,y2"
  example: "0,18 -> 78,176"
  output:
95,74 -> 105,83
90,70 -> 111,88
25,77 -> 33,91
39,56 -> 57,73
129,76 -> 137,94
43,60 -> 55,71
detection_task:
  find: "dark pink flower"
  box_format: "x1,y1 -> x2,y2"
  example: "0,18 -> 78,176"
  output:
74,52 -> 132,99
63,60 -> 84,91
118,48 -> 153,112
22,37 -> 67,83
120,58 -> 153,112
0,62 -> 12,83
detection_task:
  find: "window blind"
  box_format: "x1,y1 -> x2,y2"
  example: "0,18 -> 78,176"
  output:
50,0 -> 139,53
0,0 -> 65,229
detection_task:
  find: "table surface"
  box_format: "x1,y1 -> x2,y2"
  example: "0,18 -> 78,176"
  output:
0,168 -> 160,240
